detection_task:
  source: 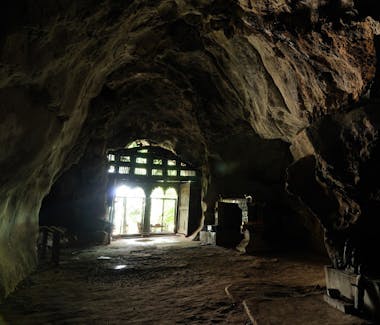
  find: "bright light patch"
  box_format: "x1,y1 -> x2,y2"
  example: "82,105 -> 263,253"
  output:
115,185 -> 130,197
115,185 -> 146,198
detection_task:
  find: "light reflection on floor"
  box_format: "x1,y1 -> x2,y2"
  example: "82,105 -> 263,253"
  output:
110,235 -> 199,250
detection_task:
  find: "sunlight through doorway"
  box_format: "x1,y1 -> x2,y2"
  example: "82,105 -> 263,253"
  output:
113,185 -> 146,235
150,187 -> 178,234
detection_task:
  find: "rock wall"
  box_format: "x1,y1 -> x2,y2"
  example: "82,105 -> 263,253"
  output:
288,101 -> 380,273
1,0 -> 379,298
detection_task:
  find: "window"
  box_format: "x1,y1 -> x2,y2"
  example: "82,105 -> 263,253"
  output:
167,160 -> 176,166
136,157 -> 147,164
152,169 -> 163,176
134,168 -> 147,175
167,170 -> 177,176
180,170 -> 196,177
115,185 -> 145,198
151,187 -> 165,198
165,187 -> 178,199
120,156 -> 130,162
106,145 -> 199,181
119,166 -> 130,174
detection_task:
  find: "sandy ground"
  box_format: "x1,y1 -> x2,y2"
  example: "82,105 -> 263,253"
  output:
0,236 -> 371,324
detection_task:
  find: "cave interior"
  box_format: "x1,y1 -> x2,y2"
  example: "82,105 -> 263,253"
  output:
1,0 -> 380,323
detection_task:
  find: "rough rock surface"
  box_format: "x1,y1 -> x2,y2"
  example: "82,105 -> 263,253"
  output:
0,0 -> 380,298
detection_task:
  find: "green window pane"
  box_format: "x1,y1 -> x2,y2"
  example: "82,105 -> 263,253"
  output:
134,168 -> 147,175
152,169 -> 163,176
119,166 -> 130,174
136,157 -> 147,164
167,170 -> 177,176
180,170 -> 196,177
120,156 -> 130,162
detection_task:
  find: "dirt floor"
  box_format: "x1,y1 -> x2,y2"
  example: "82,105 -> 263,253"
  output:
0,236 -> 371,324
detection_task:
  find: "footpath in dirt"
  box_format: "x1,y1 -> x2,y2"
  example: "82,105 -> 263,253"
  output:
0,236 -> 370,324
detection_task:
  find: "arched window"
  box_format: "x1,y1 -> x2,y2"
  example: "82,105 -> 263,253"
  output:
115,185 -> 146,198
165,187 -> 178,199
150,187 -> 165,198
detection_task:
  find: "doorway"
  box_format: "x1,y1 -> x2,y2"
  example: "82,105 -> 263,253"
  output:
112,186 -> 146,235
150,187 -> 178,234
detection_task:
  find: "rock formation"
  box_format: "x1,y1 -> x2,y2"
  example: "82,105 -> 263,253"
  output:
1,0 -> 379,299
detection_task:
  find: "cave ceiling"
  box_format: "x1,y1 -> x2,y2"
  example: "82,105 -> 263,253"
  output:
2,0 -> 378,170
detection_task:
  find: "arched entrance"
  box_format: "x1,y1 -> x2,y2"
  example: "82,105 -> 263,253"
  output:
150,187 -> 178,233
112,185 -> 146,235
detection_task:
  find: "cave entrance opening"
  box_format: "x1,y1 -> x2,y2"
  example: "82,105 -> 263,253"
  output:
106,142 -> 201,237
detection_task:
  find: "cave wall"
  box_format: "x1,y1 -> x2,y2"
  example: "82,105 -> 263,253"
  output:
288,102 -> 380,273
1,0 -> 379,299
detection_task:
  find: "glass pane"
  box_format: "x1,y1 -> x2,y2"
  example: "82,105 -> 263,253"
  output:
125,197 -> 144,234
119,166 -> 130,174
180,170 -> 196,177
112,197 -> 124,235
113,186 -> 145,235
165,188 -> 178,199
167,170 -> 177,176
115,185 -> 129,196
107,154 -> 115,162
163,199 -> 176,233
138,149 -> 148,153
152,169 -> 163,176
136,157 -> 147,164
150,198 -> 164,233
153,159 -> 162,165
129,187 -> 146,198
134,168 -> 147,175
167,160 -> 176,166
116,186 -> 146,198
151,187 -> 164,198
120,156 -> 130,162
108,165 -> 116,173
180,162 -> 187,167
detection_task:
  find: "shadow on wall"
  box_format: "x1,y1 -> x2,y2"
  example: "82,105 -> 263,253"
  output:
39,145 -> 110,245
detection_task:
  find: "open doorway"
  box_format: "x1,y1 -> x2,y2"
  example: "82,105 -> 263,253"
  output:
112,185 -> 146,236
150,187 -> 178,233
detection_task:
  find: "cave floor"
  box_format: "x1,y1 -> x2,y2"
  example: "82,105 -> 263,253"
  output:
0,236 -> 370,324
